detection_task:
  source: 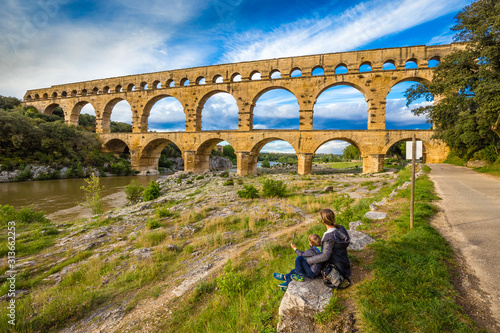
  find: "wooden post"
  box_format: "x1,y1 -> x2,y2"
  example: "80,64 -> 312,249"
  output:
410,134 -> 416,229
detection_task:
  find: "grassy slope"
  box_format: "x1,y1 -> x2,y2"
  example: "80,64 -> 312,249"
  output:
0,168 -> 485,332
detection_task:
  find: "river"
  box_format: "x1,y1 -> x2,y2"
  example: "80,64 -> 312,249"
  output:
0,175 -> 164,223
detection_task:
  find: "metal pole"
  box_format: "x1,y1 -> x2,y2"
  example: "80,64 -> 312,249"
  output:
410,134 -> 416,229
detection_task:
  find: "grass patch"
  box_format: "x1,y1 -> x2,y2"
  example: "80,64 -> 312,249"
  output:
354,173 -> 482,332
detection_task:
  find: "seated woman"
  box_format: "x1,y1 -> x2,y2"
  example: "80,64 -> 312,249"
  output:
305,208 -> 351,279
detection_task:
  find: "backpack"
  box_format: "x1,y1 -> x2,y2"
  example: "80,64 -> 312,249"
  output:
321,264 -> 351,289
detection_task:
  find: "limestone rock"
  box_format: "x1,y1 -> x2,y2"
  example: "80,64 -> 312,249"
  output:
279,279 -> 332,318
130,247 -> 152,259
466,160 -> 489,168
364,211 -> 387,220
369,203 -> 378,211
349,221 -> 363,231
348,230 -> 375,250
209,157 -> 234,171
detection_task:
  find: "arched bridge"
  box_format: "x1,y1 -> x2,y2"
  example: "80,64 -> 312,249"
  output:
23,43 -> 463,175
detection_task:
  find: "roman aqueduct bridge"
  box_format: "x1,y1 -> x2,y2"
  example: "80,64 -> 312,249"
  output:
23,44 -> 462,175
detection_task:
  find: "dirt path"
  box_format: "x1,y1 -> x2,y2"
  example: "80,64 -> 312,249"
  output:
428,164 -> 500,331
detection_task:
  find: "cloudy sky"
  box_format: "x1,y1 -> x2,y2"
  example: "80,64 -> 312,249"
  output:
0,0 -> 471,153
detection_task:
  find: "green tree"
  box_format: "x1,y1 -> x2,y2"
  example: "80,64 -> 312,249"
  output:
405,0 -> 500,161
222,145 -> 237,162
143,180 -> 161,201
125,180 -> 144,204
342,145 -> 361,160
80,173 -> 104,214
261,158 -> 271,168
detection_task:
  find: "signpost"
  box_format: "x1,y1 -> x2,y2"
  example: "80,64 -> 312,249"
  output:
410,134 -> 416,229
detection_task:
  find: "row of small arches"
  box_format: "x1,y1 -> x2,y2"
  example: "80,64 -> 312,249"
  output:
26,56 -> 440,101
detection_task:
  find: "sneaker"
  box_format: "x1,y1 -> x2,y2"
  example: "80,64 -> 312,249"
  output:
278,281 -> 288,291
273,273 -> 285,281
290,274 -> 304,282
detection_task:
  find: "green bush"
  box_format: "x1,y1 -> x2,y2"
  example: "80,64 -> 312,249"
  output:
16,205 -> 50,224
143,181 -> 161,201
146,218 -> 162,229
223,179 -> 234,186
261,178 -> 287,197
156,207 -> 174,218
261,159 -> 271,168
237,184 -> 259,199
125,180 -> 144,203
219,170 -> 230,178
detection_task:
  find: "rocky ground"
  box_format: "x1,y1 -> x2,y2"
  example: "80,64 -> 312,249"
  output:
4,167 -> 401,332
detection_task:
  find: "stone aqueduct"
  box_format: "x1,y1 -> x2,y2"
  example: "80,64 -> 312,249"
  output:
23,44 -> 461,175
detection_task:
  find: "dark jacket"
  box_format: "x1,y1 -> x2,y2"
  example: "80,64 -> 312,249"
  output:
306,226 -> 351,278
295,246 -> 323,276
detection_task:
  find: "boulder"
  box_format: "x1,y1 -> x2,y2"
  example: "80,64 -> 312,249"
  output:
348,230 -> 375,250
364,211 -> 387,220
209,157 -> 233,171
279,278 -> 332,319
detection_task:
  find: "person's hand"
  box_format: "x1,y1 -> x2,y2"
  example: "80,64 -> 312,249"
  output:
290,243 -> 297,250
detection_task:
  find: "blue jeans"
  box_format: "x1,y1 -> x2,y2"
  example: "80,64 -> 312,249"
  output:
284,256 -> 315,284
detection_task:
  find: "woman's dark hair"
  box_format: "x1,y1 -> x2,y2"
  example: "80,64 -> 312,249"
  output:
319,209 -> 340,228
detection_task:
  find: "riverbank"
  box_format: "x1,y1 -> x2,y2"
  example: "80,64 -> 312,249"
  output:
0,166 -> 485,332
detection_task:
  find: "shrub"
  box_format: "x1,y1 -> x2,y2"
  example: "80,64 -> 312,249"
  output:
156,207 -> 174,218
237,184 -> 259,199
125,180 -> 144,203
261,178 -> 287,197
143,180 -> 161,201
219,170 -> 229,178
223,179 -> 234,186
16,205 -> 50,224
261,158 -> 271,168
146,218 -> 162,229
80,173 -> 104,214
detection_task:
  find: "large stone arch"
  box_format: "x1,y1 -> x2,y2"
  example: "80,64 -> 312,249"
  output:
69,100 -> 94,126
312,137 -> 364,156
102,138 -> 130,155
235,136 -> 298,176
138,138 -> 183,174
142,94 -> 185,132
43,103 -> 61,115
185,137 -> 238,173
250,86 -> 301,130
196,90 -> 238,131
381,132 -> 448,164
102,97 -> 129,133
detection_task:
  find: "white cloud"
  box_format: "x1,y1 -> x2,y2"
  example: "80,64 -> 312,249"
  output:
385,99 -> 432,125
316,141 -> 350,154
260,140 -> 296,154
223,0 -> 468,62
0,0 -> 212,98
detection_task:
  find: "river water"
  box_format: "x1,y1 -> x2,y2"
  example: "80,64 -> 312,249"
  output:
0,175 -> 164,223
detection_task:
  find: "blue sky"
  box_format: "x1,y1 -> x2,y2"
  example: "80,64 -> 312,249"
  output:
0,0 -> 471,153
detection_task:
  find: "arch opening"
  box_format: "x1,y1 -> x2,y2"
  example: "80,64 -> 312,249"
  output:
200,92 -> 238,131
43,93 -> 49,99
385,139 -> 426,165
250,71 -> 261,80
61,91 -> 67,97
140,82 -> 148,90
231,73 -> 242,82
386,80 -> 432,130
312,67 -> 325,76
270,70 -> 281,79
200,139 -> 237,172
79,103 -> 97,131
428,58 -> 440,68
140,139 -> 182,174
180,78 -> 189,86
256,140 -> 297,172
383,61 -> 396,70
197,77 -> 206,85
127,84 -> 136,92
145,95 -> 185,132
213,75 -> 224,84
313,85 -> 368,130
359,63 -> 372,72
153,80 -> 161,89
166,79 -> 175,88
253,88 -> 300,130
313,140 -> 362,174
43,103 -> 62,116
290,68 -> 302,77
335,64 -> 348,74
115,85 -> 122,93
405,60 -> 418,69
103,86 -> 110,94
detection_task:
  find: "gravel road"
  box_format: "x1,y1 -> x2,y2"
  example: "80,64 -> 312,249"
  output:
429,164 -> 500,331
